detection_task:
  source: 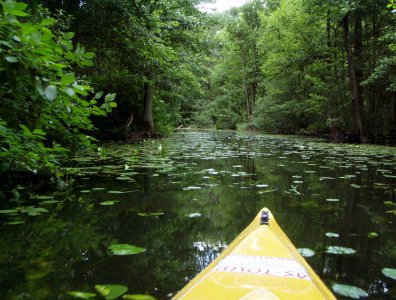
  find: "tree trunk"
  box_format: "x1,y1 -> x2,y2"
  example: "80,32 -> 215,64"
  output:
342,14 -> 365,142
241,47 -> 252,124
251,45 -> 258,119
143,81 -> 154,136
327,10 -> 331,48
370,10 -> 378,140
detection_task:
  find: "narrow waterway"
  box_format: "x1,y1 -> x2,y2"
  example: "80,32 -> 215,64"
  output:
0,131 -> 395,299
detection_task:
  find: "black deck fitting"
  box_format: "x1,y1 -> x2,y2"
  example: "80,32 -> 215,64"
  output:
260,210 -> 269,225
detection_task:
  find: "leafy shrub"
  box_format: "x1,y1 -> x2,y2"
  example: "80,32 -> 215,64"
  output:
0,0 -> 115,175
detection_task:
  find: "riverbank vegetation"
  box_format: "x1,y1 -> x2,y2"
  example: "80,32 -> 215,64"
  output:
1,0 -> 395,176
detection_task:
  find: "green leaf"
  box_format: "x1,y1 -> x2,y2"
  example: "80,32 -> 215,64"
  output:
332,284 -> 368,299
14,2 -> 28,11
382,268 -> 396,280
33,129 -> 46,136
63,87 -> 76,97
110,102 -> 117,108
123,295 -> 156,300
108,244 -> 146,256
19,124 -> 33,136
63,32 -> 75,40
0,41 -> 12,47
5,56 -> 18,63
326,246 -> 356,255
35,80 -> 45,96
2,0 -> 16,13
297,248 -> 315,257
105,93 -> 116,102
95,285 -> 110,297
45,85 -> 57,101
95,284 -> 128,300
94,91 -> 104,99
2,0 -> 27,16
61,72 -> 75,85
67,291 -> 97,299
84,52 -> 95,59
41,18 -> 56,26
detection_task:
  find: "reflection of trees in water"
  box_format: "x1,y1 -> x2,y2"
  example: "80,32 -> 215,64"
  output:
193,241 -> 227,273
1,131 -> 395,298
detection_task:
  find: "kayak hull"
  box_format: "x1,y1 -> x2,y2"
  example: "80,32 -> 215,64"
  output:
173,208 -> 336,300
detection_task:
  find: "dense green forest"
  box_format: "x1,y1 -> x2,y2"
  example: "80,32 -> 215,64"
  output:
1,0 -> 395,175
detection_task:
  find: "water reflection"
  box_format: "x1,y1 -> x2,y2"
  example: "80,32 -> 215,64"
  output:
0,131 -> 395,299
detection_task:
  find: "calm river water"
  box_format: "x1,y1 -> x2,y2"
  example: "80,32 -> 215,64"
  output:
0,131 -> 395,299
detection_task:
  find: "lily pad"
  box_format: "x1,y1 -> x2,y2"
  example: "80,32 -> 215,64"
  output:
0,209 -> 18,215
256,184 -> 268,188
319,177 -> 335,180
123,295 -> 156,300
31,195 -> 54,200
67,291 -> 97,299
108,190 -> 133,194
382,268 -> 396,280
95,284 -> 128,300
7,220 -> 25,225
100,201 -> 118,206
332,283 -> 368,299
116,176 -> 134,181
183,186 -> 202,191
257,188 -> 278,194
42,200 -> 59,204
326,246 -> 356,255
367,232 -> 378,238
297,248 -> 315,257
92,187 -> 106,191
325,232 -> 340,238
137,212 -> 164,217
108,244 -> 146,256
187,213 -> 201,218
326,198 -> 340,202
20,206 -> 49,216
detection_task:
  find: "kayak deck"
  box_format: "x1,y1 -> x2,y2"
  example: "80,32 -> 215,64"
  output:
173,208 -> 336,300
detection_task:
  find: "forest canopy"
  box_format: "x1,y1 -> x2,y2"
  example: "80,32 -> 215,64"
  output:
1,0 -> 395,175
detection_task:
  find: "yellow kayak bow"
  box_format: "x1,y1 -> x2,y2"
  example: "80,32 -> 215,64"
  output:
173,208 -> 336,300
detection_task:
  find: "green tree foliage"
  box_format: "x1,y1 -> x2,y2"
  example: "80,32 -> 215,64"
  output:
256,0 -> 335,134
197,0 -> 395,142
35,0 -> 210,136
0,0 -> 115,174
192,3 -> 263,130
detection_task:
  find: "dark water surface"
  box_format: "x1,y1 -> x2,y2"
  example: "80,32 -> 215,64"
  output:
1,131 -> 395,299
